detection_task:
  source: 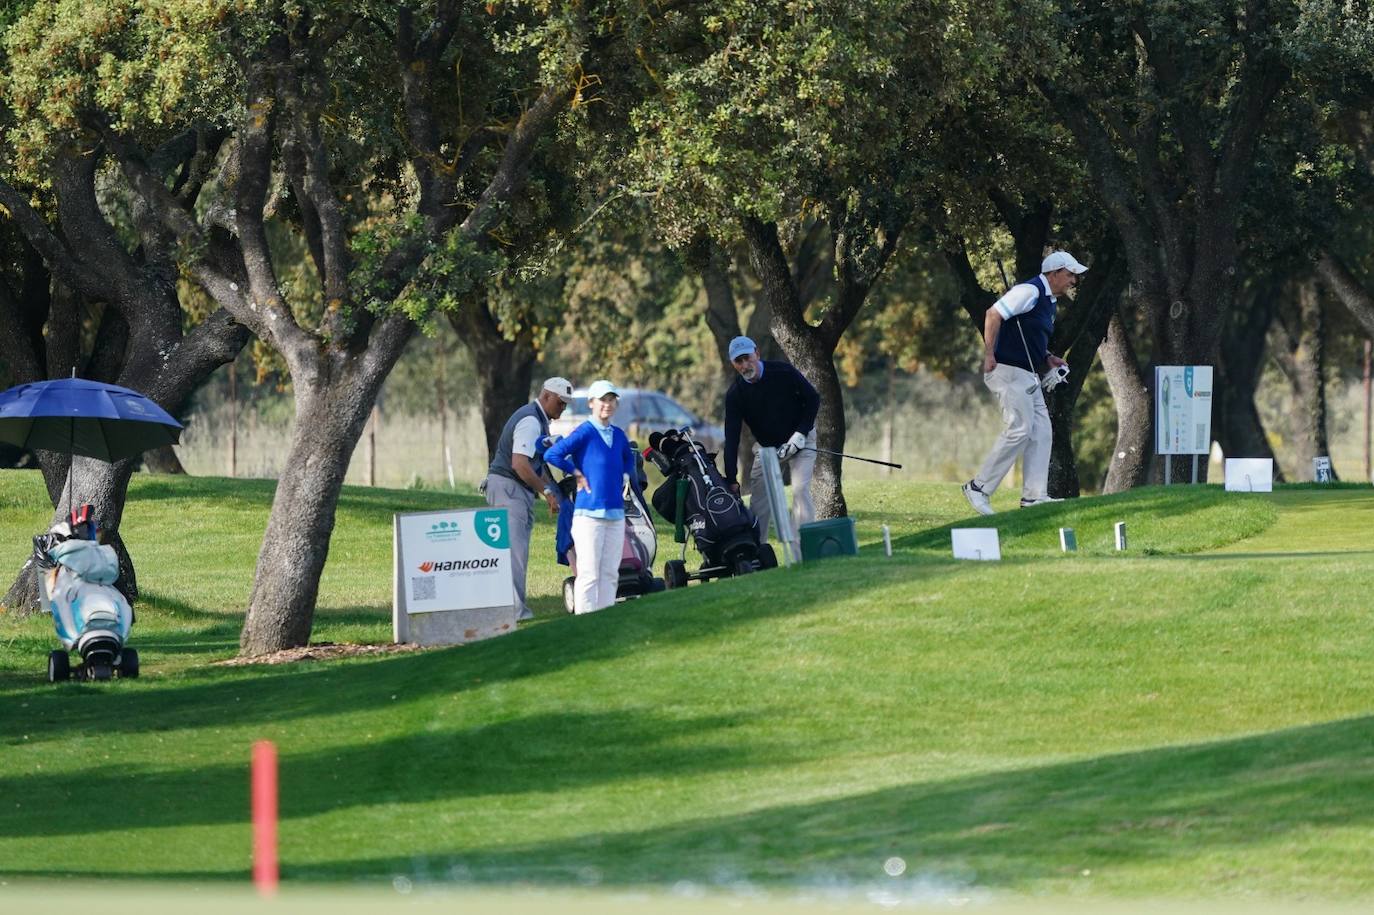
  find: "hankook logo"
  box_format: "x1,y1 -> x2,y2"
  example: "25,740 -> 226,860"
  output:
417,558 -> 501,573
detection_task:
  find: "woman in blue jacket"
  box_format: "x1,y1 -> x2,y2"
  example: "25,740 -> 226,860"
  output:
544,380 -> 636,614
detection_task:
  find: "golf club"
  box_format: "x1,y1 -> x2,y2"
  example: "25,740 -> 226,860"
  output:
1014,322 -> 1041,395
802,447 -> 903,469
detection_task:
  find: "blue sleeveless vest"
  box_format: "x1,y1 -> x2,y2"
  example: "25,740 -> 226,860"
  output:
993,275 -> 1056,373
488,401 -> 551,489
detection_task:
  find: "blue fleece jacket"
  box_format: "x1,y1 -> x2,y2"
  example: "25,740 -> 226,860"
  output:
544,420 -> 635,517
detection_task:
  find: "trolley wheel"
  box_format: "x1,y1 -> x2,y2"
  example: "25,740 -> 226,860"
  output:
664,560 -> 689,589
119,648 -> 140,679
757,543 -> 778,570
732,554 -> 755,577
88,663 -> 113,682
47,650 -> 70,683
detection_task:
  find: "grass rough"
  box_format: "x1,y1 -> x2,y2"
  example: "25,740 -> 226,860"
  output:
2,471 -> 1372,904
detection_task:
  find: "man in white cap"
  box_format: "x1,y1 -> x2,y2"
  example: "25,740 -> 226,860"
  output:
485,377 -> 573,619
962,250 -> 1088,515
723,336 -> 821,540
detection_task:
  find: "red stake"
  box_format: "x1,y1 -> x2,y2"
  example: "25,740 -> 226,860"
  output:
252,740 -> 279,895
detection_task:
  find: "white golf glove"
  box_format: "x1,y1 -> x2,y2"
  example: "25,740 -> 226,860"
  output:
777,431 -> 807,463
1041,364 -> 1070,392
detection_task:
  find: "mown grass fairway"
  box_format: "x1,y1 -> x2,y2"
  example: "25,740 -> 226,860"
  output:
2,472 -> 1373,903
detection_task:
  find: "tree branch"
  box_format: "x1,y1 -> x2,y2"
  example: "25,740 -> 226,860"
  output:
1316,251 -> 1374,338
0,177 -> 100,294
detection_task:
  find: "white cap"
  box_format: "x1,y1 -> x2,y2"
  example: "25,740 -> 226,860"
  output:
1041,251 -> 1088,274
586,379 -> 620,401
728,336 -> 757,360
541,377 -> 573,403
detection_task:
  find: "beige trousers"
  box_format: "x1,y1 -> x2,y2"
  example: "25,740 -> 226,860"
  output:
973,363 -> 1052,501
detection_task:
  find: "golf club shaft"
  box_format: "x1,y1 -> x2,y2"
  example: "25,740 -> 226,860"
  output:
803,446 -> 903,469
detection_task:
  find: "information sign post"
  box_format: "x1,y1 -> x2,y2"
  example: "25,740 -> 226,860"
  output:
1155,365 -> 1214,484
393,507 -> 517,646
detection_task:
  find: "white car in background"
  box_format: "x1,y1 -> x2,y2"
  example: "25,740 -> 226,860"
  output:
549,388 -> 726,455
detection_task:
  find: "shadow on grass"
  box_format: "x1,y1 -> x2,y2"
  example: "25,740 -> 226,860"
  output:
0,707 -> 788,840
128,476 -> 484,515
3,558 -> 966,745
288,713 -> 1374,889
7,714 -> 1372,889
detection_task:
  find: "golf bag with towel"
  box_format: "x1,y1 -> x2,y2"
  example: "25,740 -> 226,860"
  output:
33,503 -> 138,682
644,428 -> 776,587
540,435 -> 665,613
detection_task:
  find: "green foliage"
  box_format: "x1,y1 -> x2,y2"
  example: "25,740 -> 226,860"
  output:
624,0 -> 1011,245
3,0 -> 248,178
371,220 -> 507,331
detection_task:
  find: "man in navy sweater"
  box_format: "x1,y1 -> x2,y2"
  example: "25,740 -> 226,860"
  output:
962,250 -> 1087,516
723,336 -> 821,541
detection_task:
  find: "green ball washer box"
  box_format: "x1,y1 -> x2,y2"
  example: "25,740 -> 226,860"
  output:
798,517 -> 858,560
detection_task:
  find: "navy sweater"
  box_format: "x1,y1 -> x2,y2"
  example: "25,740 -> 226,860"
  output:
993,275 -> 1056,373
543,421 -> 635,514
723,360 -> 820,484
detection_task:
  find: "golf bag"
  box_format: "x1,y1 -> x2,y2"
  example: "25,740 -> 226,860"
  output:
541,436 -> 665,613
645,428 -> 772,584
34,504 -> 138,682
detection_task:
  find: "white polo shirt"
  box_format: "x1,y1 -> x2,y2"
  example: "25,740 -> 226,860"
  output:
511,401 -> 550,458
993,274 -> 1056,320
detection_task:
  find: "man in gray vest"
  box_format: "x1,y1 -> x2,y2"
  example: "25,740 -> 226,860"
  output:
485,377 -> 573,620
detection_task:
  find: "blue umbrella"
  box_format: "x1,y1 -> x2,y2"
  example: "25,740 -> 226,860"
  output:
0,378 -> 183,462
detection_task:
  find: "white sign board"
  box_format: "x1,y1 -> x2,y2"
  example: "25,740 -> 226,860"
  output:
1155,365 -> 1214,455
1224,458 -> 1273,492
393,507 -> 516,646
395,507 -> 513,613
952,528 -> 1001,561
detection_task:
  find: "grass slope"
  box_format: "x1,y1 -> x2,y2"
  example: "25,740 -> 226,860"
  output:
2,471 -> 1373,902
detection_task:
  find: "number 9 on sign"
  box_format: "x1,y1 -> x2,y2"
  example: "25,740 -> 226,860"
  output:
486,521 -> 501,541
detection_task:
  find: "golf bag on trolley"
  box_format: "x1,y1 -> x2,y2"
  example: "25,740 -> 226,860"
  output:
33,504 -> 138,682
645,428 -> 776,588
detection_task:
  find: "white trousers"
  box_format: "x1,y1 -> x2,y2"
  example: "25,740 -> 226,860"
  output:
748,429 -> 817,542
974,363 -> 1052,501
570,514 -> 625,615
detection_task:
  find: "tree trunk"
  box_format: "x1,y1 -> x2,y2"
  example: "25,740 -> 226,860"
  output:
1045,237 -> 1126,497
742,219 -> 848,519
238,372 -> 382,654
1217,279 -> 1283,478
1147,283 -> 1231,486
1271,276 -> 1332,479
686,235 -> 742,378
0,147 -> 250,614
792,339 -> 849,519
142,444 -> 187,474
1098,311 -> 1153,493
449,299 -> 536,461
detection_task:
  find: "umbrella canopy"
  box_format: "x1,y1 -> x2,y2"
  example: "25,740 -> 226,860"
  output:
0,378 -> 183,462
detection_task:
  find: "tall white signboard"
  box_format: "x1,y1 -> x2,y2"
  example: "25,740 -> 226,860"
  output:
1155,365 -> 1214,484
393,507 -> 516,646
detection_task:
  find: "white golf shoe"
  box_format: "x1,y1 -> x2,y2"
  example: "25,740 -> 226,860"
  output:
962,480 -> 995,516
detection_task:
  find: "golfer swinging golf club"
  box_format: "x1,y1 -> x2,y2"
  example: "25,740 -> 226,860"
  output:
962,250 -> 1088,515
